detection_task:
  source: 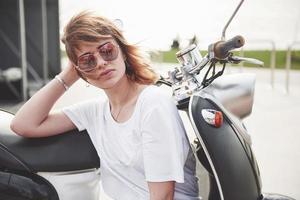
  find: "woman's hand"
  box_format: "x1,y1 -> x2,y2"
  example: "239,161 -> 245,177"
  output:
10,60 -> 79,137
148,181 -> 175,200
59,60 -> 80,86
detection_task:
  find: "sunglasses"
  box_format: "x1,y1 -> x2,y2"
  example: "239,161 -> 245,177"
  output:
76,42 -> 119,72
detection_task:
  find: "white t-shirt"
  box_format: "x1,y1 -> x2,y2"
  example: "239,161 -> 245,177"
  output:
62,85 -> 200,200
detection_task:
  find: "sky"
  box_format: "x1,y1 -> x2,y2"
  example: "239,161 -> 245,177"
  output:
59,0 -> 300,51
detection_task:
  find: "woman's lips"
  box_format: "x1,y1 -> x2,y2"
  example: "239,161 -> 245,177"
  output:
99,69 -> 115,79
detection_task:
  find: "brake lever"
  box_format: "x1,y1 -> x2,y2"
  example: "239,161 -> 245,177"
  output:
156,75 -> 172,87
230,55 -> 264,67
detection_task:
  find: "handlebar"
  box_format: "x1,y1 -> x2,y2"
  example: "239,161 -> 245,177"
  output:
213,35 -> 245,59
158,35 -> 262,91
157,0 -> 261,104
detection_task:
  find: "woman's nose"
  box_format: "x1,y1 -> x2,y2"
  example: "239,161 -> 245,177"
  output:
95,54 -> 108,68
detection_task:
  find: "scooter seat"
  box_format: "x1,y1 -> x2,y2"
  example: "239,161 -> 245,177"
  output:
0,110 -> 100,172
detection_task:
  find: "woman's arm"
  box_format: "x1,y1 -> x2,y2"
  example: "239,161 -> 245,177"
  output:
10,62 -> 79,137
148,181 -> 175,200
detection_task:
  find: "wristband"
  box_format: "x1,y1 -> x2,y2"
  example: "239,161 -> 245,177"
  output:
55,75 -> 69,91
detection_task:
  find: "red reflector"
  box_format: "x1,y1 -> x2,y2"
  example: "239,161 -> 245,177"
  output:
201,109 -> 224,128
214,111 -> 223,128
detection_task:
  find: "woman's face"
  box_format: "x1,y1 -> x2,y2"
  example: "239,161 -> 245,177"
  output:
75,38 -> 127,89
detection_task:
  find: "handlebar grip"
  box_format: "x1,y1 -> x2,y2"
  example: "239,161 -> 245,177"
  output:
214,35 -> 245,59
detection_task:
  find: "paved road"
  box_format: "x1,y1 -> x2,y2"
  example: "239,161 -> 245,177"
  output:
237,67 -> 300,199
2,64 -> 299,199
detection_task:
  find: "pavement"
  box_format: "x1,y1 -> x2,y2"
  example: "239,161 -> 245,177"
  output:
1,63 -> 299,199
237,67 -> 300,199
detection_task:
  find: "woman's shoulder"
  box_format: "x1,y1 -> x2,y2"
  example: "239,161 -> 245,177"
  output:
63,97 -> 106,113
139,85 -> 175,108
75,97 -> 104,107
140,85 -> 170,99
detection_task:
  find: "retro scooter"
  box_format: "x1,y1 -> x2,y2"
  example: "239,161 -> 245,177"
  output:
155,1 -> 295,199
0,0 -> 296,199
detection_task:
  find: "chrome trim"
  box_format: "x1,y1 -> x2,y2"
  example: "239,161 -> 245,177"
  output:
188,94 -> 224,200
176,44 -> 203,69
38,168 -> 99,176
41,0 -> 48,85
19,0 -> 28,100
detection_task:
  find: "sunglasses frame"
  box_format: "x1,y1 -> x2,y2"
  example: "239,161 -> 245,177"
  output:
75,41 -> 120,73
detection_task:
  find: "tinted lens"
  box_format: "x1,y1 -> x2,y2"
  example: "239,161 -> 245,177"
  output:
99,42 -> 119,61
78,54 -> 97,72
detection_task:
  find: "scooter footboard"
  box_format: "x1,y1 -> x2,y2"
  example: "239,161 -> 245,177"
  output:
39,169 -> 101,200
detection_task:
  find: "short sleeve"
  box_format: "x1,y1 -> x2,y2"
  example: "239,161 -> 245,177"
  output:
140,92 -> 189,183
62,99 -> 99,131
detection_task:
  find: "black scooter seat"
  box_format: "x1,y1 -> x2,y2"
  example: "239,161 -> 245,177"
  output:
0,110 -> 100,172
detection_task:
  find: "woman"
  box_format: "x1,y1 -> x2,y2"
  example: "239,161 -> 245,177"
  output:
10,11 -> 200,200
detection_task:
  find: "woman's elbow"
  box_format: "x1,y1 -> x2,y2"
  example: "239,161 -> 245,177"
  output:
10,119 -> 33,137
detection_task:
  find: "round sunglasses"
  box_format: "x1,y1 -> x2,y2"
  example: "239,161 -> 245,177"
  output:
76,42 -> 119,73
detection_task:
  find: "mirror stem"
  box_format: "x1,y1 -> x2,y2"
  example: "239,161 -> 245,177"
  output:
221,0 -> 244,41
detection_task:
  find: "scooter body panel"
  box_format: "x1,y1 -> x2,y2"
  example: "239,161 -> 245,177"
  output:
38,169 -> 100,200
189,95 -> 261,200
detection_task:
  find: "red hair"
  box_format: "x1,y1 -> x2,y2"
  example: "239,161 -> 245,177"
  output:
61,11 -> 158,84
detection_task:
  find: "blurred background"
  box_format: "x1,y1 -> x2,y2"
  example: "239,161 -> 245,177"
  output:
59,0 -> 300,50
0,0 -> 299,199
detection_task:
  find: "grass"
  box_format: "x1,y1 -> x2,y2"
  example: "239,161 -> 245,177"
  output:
151,49 -> 300,70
